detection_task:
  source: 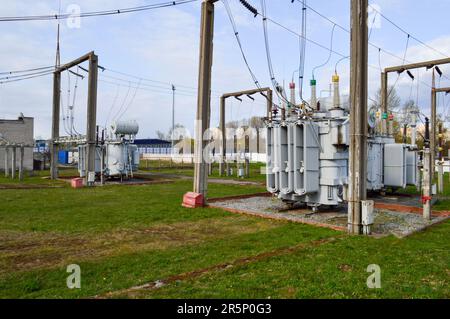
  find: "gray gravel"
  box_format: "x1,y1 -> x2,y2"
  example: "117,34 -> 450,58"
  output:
211,195 -> 448,237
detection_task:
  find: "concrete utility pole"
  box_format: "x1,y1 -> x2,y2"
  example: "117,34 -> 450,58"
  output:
86,53 -> 98,186
348,0 -> 368,234
19,145 -> 24,181
4,146 -> 9,177
431,86 -> 450,193
172,84 -> 176,150
11,146 -> 16,179
423,117 -> 432,219
192,0 -> 217,204
51,71 -> 61,179
431,70 -> 436,174
380,72 -> 387,135
437,122 -> 444,194
218,87 -> 272,176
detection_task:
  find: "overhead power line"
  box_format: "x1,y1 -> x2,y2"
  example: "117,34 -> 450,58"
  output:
295,0 -> 450,81
0,0 -> 199,22
368,4 -> 450,59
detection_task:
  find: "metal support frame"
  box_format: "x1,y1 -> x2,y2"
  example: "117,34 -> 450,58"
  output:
218,87 -> 272,176
381,58 -> 450,160
51,51 -> 98,186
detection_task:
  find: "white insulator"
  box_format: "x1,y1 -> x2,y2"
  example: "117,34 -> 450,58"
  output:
310,82 -> 317,110
332,74 -> 340,109
111,120 -> 139,135
289,82 -> 296,107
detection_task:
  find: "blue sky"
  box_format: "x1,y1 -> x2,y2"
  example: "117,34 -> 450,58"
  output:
0,0 -> 449,139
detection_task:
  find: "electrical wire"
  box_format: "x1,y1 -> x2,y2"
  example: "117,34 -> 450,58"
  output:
0,65 -> 54,76
295,0 -> 450,82
0,0 -> 199,22
311,23 -> 336,80
0,70 -> 54,84
222,0 -> 261,90
368,4 -> 450,59
387,34 -> 410,102
260,0 -> 290,105
111,81 -> 132,122
104,84 -> 121,128
117,79 -> 142,120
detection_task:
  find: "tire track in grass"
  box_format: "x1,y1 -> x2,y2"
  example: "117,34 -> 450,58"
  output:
97,234 -> 346,299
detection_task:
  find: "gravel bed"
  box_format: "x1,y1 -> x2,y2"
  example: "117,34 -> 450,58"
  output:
211,196 -> 448,237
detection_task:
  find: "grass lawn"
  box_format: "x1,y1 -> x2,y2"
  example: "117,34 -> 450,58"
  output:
140,160 -> 267,183
394,172 -> 450,210
0,170 -> 448,299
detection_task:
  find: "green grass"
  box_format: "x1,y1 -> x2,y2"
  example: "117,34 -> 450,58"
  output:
395,172 -> 450,197
0,169 -> 449,299
139,221 -> 450,299
141,161 -> 267,183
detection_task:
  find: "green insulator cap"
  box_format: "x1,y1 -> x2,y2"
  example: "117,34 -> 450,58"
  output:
310,79 -> 316,86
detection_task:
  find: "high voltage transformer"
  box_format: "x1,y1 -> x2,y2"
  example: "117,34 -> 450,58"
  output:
78,120 -> 140,181
265,75 -> 418,211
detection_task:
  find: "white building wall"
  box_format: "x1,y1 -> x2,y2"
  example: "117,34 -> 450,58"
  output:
0,116 -> 34,171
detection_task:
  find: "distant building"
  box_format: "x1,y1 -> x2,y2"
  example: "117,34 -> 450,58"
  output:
133,139 -> 172,154
0,114 -> 34,171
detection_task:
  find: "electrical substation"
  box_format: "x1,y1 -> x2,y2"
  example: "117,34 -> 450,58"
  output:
0,0 -> 449,300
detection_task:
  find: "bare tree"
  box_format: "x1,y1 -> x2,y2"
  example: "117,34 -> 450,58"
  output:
370,86 -> 401,112
155,130 -> 165,140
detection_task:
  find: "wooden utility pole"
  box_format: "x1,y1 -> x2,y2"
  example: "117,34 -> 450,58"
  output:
192,0 -> 217,204
348,0 -> 368,234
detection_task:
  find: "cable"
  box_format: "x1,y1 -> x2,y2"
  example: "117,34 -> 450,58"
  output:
104,84 -> 121,128
368,4 -> 450,59
312,23 -> 336,80
335,55 -> 349,74
260,0 -> 289,105
0,71 -> 54,84
0,0 -> 199,22
111,81 -> 132,122
0,65 -> 54,75
296,0 -> 450,82
222,0 -> 261,90
387,34 -> 410,103
0,69 -> 56,81
117,79 -> 142,120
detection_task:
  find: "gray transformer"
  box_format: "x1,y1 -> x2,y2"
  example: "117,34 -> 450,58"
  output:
265,108 -> 418,209
78,143 -> 139,178
78,120 -> 140,180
